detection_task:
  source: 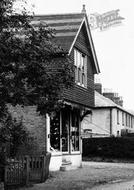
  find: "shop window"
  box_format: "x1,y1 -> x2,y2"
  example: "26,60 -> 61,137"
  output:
62,109 -> 70,152
50,112 -> 60,151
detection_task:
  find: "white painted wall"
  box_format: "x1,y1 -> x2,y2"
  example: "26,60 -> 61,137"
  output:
81,108 -> 134,137
112,108 -> 123,136
81,109 -> 111,137
49,151 -> 62,171
112,108 -> 134,136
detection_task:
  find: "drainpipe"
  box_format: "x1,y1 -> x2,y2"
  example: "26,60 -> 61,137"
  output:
110,108 -> 112,136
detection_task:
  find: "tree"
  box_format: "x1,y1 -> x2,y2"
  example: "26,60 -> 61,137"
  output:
0,0 -> 74,117
0,0 -> 74,157
0,112 -> 28,157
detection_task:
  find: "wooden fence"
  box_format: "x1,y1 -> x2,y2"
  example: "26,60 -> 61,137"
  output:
4,153 -> 51,190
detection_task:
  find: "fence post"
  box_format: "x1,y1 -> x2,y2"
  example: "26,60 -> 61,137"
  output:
25,156 -> 30,186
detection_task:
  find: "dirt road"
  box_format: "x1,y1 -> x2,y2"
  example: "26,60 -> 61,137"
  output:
20,161 -> 134,190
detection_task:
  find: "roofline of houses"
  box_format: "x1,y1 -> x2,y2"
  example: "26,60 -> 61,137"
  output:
84,15 -> 100,74
33,13 -> 86,17
94,106 -> 134,117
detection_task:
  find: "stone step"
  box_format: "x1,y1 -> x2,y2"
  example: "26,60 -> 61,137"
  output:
60,160 -> 78,171
62,160 -> 72,166
60,165 -> 78,171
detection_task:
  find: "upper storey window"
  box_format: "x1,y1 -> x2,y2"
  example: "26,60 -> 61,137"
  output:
74,49 -> 87,88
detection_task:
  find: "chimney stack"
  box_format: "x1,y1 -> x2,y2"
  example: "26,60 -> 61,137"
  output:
95,83 -> 102,94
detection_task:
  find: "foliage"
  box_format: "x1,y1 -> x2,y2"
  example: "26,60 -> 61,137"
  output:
83,137 -> 134,159
0,0 -> 74,116
0,110 -> 29,157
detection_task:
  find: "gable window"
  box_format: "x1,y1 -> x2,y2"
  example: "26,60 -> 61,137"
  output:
74,49 -> 87,88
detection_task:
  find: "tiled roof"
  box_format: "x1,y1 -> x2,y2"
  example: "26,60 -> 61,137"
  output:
95,91 -> 134,116
95,91 -> 117,107
32,13 -> 85,52
32,12 -> 100,74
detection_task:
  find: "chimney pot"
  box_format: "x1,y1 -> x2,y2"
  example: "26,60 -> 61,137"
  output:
82,4 -> 86,14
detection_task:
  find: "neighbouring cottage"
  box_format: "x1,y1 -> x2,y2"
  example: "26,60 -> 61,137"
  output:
30,5 -> 100,171
82,89 -> 134,138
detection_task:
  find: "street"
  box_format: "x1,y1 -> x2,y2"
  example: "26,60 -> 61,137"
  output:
20,161 -> 134,190
90,180 -> 134,190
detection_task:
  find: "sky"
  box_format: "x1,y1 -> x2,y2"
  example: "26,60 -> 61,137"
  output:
26,0 -> 134,111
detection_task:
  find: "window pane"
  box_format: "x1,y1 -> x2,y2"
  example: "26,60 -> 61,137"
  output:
74,49 -> 87,87
77,52 -> 81,67
50,112 -> 60,151
74,49 -> 77,66
78,68 -> 81,82
71,109 -> 79,151
82,73 -> 85,85
62,110 -> 69,152
75,66 -> 78,82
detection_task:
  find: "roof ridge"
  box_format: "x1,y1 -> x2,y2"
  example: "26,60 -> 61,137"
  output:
34,13 -> 85,17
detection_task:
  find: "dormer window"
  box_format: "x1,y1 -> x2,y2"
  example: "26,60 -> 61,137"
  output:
74,49 -> 87,88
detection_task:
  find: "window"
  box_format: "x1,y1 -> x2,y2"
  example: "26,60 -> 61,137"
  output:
74,49 -> 87,87
128,115 -> 130,127
117,110 -> 119,124
122,112 -> 124,125
126,113 -> 127,126
131,117 -> 133,128
117,130 -> 119,136
130,116 -> 133,128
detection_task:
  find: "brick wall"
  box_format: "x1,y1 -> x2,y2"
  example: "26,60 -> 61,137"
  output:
8,104 -> 47,155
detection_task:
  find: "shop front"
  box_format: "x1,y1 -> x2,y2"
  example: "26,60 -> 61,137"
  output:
49,105 -> 82,171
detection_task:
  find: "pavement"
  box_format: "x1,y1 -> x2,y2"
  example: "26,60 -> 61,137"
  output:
19,161 -> 134,190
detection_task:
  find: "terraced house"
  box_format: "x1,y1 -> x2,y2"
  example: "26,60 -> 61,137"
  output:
30,6 -> 100,171
81,84 -> 134,138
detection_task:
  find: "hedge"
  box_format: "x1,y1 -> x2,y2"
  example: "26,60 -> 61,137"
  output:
82,137 -> 134,159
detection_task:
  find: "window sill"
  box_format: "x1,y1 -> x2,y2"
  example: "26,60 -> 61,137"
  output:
76,82 -> 87,89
